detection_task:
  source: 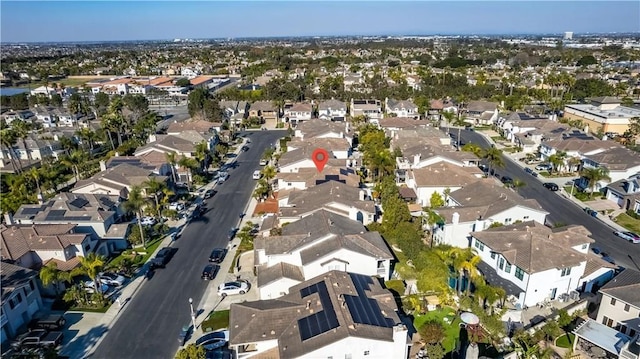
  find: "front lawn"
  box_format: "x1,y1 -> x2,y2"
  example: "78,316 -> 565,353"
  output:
555,333 -> 575,348
414,307 -> 461,352
201,310 -> 230,332
614,213 -> 640,233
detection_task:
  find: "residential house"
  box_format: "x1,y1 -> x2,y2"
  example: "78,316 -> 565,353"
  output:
72,163 -> 168,199
427,99 -> 444,121
596,269 -> 640,338
579,146 -> 640,191
350,99 -> 383,123
249,101 -> 279,124
538,135 -> 618,175
219,100 -> 249,122
166,119 -> 220,136
293,119 -> 353,147
2,110 -> 34,124
190,75 -> 214,89
275,167 -> 360,192
29,86 -> 57,98
254,210 -> 394,299
406,162 -> 483,207
180,67 -> 201,79
604,174 -> 640,214
287,137 -> 352,159
406,74 -> 422,91
377,117 -> 431,132
433,180 -> 549,248
283,103 -> 313,127
277,147 -> 349,174
12,192 -> 127,256
0,133 -> 63,162
1,262 -> 44,346
229,271 -> 410,359
465,101 -> 499,125
317,99 -> 348,121
0,224 -> 96,271
384,98 -> 419,118
277,181 -> 376,225
470,221 -> 613,308
564,96 -> 640,135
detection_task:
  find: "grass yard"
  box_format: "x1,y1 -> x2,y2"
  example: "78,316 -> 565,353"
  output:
555,333 -> 575,348
414,307 -> 461,352
201,310 -> 230,332
614,213 -> 640,233
18,76 -> 106,89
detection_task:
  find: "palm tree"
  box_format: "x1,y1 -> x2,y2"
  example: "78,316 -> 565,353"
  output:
548,151 -> 567,174
461,143 -> 483,157
39,262 -> 74,297
441,110 -> 456,132
261,165 -> 277,182
165,151 -> 179,183
194,141 -> 209,172
124,186 -> 149,248
143,177 -> 166,219
60,149 -> 88,182
71,253 -> 105,294
0,128 -> 19,173
178,156 -> 199,188
29,167 -> 43,201
12,119 -> 32,161
580,166 -> 611,195
482,146 -> 504,176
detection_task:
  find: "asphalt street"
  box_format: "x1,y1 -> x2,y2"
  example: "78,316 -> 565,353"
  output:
454,129 -> 640,271
90,130 -> 286,359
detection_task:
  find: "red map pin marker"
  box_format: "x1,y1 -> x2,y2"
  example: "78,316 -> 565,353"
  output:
312,148 -> 329,172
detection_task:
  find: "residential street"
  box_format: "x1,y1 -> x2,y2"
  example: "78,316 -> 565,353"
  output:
89,130 -> 286,359
455,129 -> 640,271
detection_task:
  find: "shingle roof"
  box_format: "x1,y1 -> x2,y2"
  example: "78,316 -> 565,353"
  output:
599,269 -> 640,308
276,167 -> 360,188
280,180 -> 373,215
257,262 -> 305,287
1,224 -> 87,261
1,261 -> 37,300
410,162 -> 481,187
318,99 -> 347,111
229,271 -> 404,358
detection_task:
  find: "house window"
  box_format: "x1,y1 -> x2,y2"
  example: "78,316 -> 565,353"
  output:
515,267 -> 524,280
561,267 -> 571,277
505,218 -> 512,224
624,304 -> 630,312
490,253 -> 496,259
621,325 -> 628,334
611,298 -> 617,306
581,244 -> 587,250
16,293 -> 22,303
505,262 -> 512,273
29,280 -> 35,291
84,244 -> 91,251
630,329 -> 637,337
9,299 -> 15,309
523,216 -> 529,220
474,240 -> 484,251
499,258 -> 504,270
602,316 -> 610,326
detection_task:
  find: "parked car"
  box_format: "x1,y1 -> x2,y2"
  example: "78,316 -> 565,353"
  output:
169,202 -> 185,211
535,164 -> 552,171
179,324 -> 192,346
11,329 -> 63,350
241,145 -> 249,152
98,272 -> 127,287
583,207 -> 598,217
141,216 -> 156,226
218,172 -> 229,184
227,227 -> 238,241
83,281 -> 110,294
195,330 -> 230,351
217,281 -> 249,297
204,189 -> 216,199
543,182 -> 559,191
201,264 -> 220,280
614,231 -> 640,244
591,247 -> 602,255
150,247 -> 175,268
209,248 -> 227,263
602,255 -> 616,265
259,159 -> 268,166
28,314 -> 66,331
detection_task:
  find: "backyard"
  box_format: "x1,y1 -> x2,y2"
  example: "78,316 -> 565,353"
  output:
414,307 -> 461,353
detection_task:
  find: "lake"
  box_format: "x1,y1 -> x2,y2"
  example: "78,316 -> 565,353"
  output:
0,88 -> 29,96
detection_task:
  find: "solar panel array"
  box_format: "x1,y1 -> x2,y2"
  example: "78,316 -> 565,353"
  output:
298,281 -> 339,341
345,273 -> 395,328
69,197 -> 89,209
21,207 -> 42,215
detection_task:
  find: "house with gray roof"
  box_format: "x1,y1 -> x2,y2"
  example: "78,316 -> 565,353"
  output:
433,180 -> 549,248
72,163 -> 168,199
0,223 -> 95,271
293,118 -> 352,146
350,99 -> 383,122
596,269 -> 640,339
384,98 -> 419,118
406,162 -> 483,207
604,174 -> 640,213
1,262 -> 44,346
470,221 -> 613,308
283,103 -> 313,127
277,147 -> 350,174
229,271 -> 410,359
317,99 -> 347,121
580,146 -> 640,190
254,210 -> 394,299
465,100 -> 499,125
277,181 -> 376,225
275,167 -> 360,192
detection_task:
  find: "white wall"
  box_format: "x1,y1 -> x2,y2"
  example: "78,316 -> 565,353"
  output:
596,293 -> 640,337
303,332 -> 409,359
412,186 -> 463,207
259,278 -> 301,300
234,339 -> 279,359
0,278 -> 44,344
276,178 -> 307,191
303,249 -> 386,280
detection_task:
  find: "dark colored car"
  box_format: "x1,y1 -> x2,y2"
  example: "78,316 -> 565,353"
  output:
543,182 -> 559,191
195,331 -> 229,351
150,247 -> 175,268
501,176 -> 513,184
584,207 -> 598,218
12,329 -> 64,349
227,228 -> 238,241
209,248 -> 227,263
204,189 -> 216,199
179,324 -> 192,345
28,314 -> 66,331
202,264 -> 220,280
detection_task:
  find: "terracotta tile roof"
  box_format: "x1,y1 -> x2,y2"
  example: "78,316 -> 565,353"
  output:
190,76 -> 214,86
43,256 -> 81,271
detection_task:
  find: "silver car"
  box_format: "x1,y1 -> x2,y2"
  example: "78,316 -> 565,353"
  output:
217,281 -> 249,297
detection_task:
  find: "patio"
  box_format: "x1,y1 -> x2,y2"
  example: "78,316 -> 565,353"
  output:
573,319 -> 631,359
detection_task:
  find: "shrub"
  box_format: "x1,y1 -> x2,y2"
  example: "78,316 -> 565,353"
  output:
419,320 -> 446,344
384,279 -> 405,296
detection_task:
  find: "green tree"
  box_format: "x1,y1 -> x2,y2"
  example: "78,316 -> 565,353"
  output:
39,262 -> 73,297
176,344 -> 206,359
482,146 -> 504,176
143,177 -> 167,218
429,192 -> 445,208
124,186 -> 149,248
60,149 -> 89,182
424,343 -> 446,359
71,253 -> 105,293
11,119 -> 32,161
580,166 -> 611,194
165,151 -> 179,183
419,320 -> 446,344
176,78 -> 191,87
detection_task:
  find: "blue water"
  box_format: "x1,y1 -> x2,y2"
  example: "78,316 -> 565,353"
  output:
0,88 -> 29,96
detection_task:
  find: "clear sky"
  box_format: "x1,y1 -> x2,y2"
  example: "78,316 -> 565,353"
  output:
1,1 -> 639,43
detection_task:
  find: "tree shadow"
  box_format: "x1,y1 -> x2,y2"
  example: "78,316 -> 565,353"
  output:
60,324 -> 108,358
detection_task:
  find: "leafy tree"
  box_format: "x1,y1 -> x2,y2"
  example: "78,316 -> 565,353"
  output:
94,92 -> 110,114
482,146 -> 504,175
580,166 -> 611,194
176,344 -> 206,359
123,94 -> 150,122
143,177 -> 167,218
50,93 -> 63,107
419,320 -> 446,344
124,186 -> 149,248
39,262 -> 73,297
576,55 -> 597,67
425,343 -> 446,359
71,253 -> 105,293
429,192 -> 445,208
571,78 -> 614,101
60,149 -> 89,182
175,77 -> 191,87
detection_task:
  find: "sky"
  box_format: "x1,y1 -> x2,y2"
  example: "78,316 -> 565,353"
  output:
1,1 -> 639,43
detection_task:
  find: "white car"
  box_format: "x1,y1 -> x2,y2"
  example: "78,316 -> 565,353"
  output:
217,281 -> 250,297
259,159 -> 268,166
169,202 -> 185,211
83,281 -> 110,294
218,172 -> 229,183
535,164 -> 552,171
614,231 -> 640,244
98,272 -> 126,287
140,216 -> 156,226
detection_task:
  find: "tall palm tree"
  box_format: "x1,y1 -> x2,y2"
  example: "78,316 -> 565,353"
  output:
548,151 -> 567,173
178,156 -> 199,188
580,166 -> 611,195
124,186 -> 149,248
60,149 -> 88,182
261,165 -> 277,182
71,253 -> 105,293
0,128 -> 19,173
39,262 -> 73,297
11,119 -> 32,161
28,167 -> 43,200
143,177 -> 166,219
482,146 -> 504,176
194,141 -> 209,172
165,151 -> 179,183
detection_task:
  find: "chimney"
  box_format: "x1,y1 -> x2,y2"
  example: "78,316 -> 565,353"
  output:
99,160 -> 107,172
359,189 -> 366,201
452,212 -> 460,225
148,134 -> 157,143
4,212 -> 14,225
413,154 -> 421,166
114,152 -> 119,157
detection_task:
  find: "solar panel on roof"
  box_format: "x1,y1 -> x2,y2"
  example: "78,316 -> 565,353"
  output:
69,197 -> 89,209
298,281 -> 339,341
21,208 -> 42,215
345,273 -> 395,328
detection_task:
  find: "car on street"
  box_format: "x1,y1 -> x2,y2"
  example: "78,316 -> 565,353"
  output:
241,145 -> 249,152
209,248 -> 227,263
83,281 -> 110,294
227,227 -> 238,241
591,247 -> 602,255
204,189 -> 216,199
150,247 -> 175,268
201,264 -> 220,280
543,182 -> 559,191
217,281 -> 249,297
614,231 -> 640,244
259,159 -> 268,166
98,272 -> 127,287
195,330 -> 230,351
535,163 -> 552,171
218,172 -> 229,184
583,207 -> 598,217
28,314 -> 66,331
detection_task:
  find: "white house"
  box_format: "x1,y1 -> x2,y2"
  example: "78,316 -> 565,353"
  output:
275,167 -> 361,192
317,99 -> 348,120
180,67 -> 201,79
287,137 -> 352,160
30,86 -> 57,98
433,180 -> 549,248
283,103 -> 313,126
229,271 -> 410,359
351,99 -> 383,122
253,210 -> 393,300
277,147 -> 349,174
0,262 -> 45,346
385,98 -> 419,118
470,221 -> 611,308
604,174 -> 640,213
405,162 -> 482,207
293,118 -> 353,147
579,146 -> 640,191
595,269 -> 640,338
